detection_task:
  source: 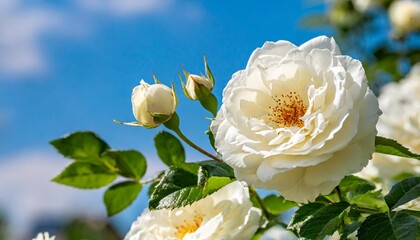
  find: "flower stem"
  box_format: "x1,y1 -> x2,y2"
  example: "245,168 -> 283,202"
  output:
164,112 -> 223,162
174,128 -> 223,162
249,186 -> 271,221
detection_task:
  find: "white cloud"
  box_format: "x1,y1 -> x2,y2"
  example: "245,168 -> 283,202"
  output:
0,0 -> 205,78
0,1 -> 65,78
0,149 -> 167,238
0,150 -> 105,237
77,0 -> 175,16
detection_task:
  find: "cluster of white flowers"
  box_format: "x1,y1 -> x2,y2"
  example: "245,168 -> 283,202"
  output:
359,64 -> 420,181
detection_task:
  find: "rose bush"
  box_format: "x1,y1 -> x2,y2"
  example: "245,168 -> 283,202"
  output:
131,80 -> 177,128
359,64 -> 420,180
124,181 -> 261,240
211,36 -> 381,202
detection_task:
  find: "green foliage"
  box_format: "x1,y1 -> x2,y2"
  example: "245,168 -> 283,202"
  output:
102,150 -> 147,181
52,162 -> 117,189
338,175 -> 376,201
385,177 -> 420,210
357,211 -> 419,240
289,202 -> 350,240
375,136 -> 420,160
51,131 -> 149,216
262,195 -> 297,216
154,131 -> 185,166
197,160 -> 234,178
149,165 -> 233,210
50,131 -> 110,161
350,190 -> 389,212
103,181 -> 142,216
149,167 -> 198,210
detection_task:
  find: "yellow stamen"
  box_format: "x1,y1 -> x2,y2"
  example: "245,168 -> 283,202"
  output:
268,91 -> 307,128
175,212 -> 203,239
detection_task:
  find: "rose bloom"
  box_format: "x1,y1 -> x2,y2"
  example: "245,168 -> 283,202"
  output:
211,36 -> 380,203
358,64 -> 420,180
352,0 -> 378,12
389,0 -> 420,34
131,80 -> 177,128
124,181 -> 261,240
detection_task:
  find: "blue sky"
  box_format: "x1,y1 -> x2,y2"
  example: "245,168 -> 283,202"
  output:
0,0 -> 331,237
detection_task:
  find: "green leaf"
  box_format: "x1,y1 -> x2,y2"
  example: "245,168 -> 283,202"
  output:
296,202 -> 350,240
149,167 -> 197,210
178,162 -> 200,175
262,195 -> 297,215
288,202 -> 325,233
103,181 -> 142,216
398,210 -> 420,218
50,131 -> 110,161
154,131 -> 185,166
375,136 -> 420,160
149,167 -> 232,210
350,190 -> 388,212
155,176 -> 233,210
197,160 -> 234,178
52,162 -> 117,189
339,175 -> 375,201
385,177 -> 420,210
102,150 -> 147,181
357,211 -> 419,240
340,222 -> 361,240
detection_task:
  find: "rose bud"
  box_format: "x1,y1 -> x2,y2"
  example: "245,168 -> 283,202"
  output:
131,80 -> 177,128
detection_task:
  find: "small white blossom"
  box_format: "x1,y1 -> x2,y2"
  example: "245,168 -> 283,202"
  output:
389,0 -> 420,34
359,64 -> 420,180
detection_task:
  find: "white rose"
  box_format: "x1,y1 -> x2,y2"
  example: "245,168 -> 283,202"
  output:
358,64 -> 420,180
261,225 -> 297,240
124,181 -> 261,240
352,0 -> 378,12
211,36 -> 380,203
389,0 -> 420,34
185,74 -> 214,100
32,232 -> 56,240
131,80 -> 177,128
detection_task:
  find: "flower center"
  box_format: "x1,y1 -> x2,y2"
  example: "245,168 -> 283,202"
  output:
268,91 -> 307,128
175,213 -> 203,239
